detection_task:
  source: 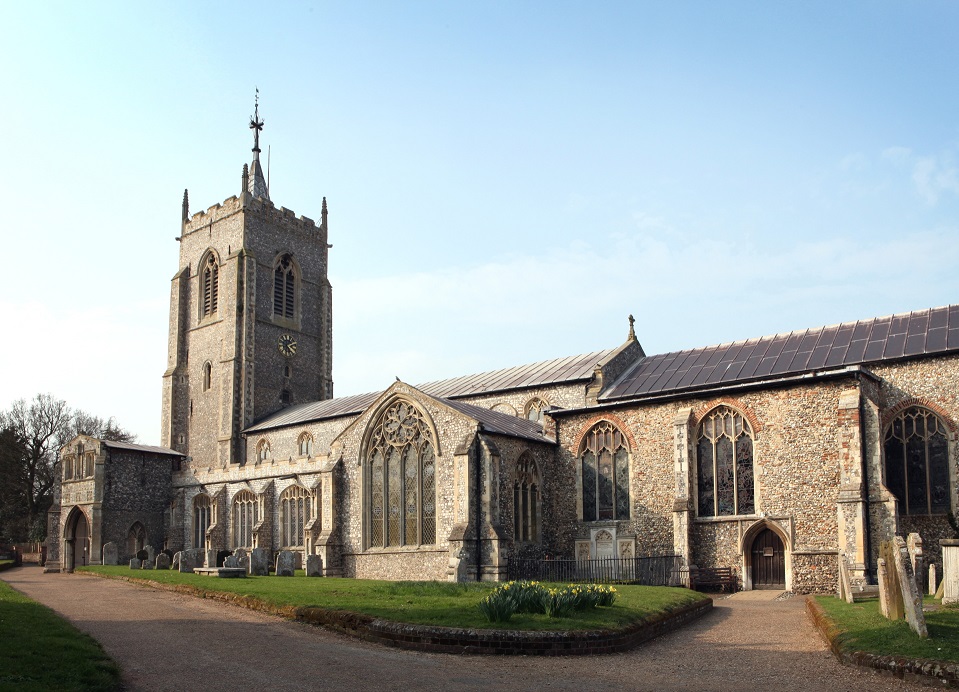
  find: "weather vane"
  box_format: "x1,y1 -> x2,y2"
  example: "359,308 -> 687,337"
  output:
249,88 -> 264,155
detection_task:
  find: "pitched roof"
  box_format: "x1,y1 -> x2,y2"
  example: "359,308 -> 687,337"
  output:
439,398 -> 554,444
245,349 -> 613,432
601,304 -> 959,402
103,440 -> 183,456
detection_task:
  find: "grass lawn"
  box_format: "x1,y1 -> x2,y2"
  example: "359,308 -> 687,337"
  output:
0,579 -> 120,691
80,566 -> 706,631
815,596 -> 959,662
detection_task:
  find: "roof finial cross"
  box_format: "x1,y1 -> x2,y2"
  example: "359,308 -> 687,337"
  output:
628,314 -> 636,341
249,87 -> 264,155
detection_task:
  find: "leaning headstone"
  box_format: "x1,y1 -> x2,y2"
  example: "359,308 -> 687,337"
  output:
879,542 -> 905,620
838,557 -> 854,604
102,542 -> 119,566
143,545 -> 156,565
907,533 -> 923,573
250,548 -> 270,576
877,558 -> 893,618
155,553 -> 171,570
893,536 -> 928,637
129,558 -> 142,570
223,555 -> 239,569
172,552 -> 180,570
275,550 -> 295,577
305,554 -> 322,577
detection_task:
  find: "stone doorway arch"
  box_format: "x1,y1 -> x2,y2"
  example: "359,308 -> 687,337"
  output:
740,519 -> 790,591
64,507 -> 90,572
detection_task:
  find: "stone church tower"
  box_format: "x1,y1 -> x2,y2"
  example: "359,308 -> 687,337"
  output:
161,103 -> 332,467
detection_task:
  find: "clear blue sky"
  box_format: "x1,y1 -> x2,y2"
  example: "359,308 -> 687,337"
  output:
3,1 -> 958,444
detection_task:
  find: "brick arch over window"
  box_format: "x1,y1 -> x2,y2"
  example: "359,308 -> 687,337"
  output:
882,397 -> 957,436
693,398 -> 763,434
696,404 -> 755,517
362,397 -> 438,548
577,419 -> 631,521
883,405 -> 952,515
199,250 -> 219,318
524,397 -> 549,423
273,253 -> 299,321
569,413 -> 637,456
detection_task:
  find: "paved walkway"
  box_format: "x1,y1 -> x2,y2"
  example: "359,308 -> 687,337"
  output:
2,566 -> 921,691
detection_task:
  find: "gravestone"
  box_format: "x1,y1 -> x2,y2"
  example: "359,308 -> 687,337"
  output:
306,554 -> 322,577
223,555 -> 240,569
141,560 -> 154,570
129,558 -> 142,570
155,553 -> 171,570
250,548 -> 270,576
205,549 -> 218,569
177,549 -> 204,574
276,550 -> 295,577
233,548 -> 248,560
942,539 -> 959,604
102,542 -> 118,566
892,536 -> 928,637
144,545 -> 156,565
838,557 -> 854,604
237,555 -> 249,571
929,563 -> 937,596
172,552 -> 180,570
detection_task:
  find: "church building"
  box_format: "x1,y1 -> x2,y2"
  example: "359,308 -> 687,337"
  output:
50,114 -> 959,594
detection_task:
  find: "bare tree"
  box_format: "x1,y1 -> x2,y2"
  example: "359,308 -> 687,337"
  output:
0,394 -> 135,542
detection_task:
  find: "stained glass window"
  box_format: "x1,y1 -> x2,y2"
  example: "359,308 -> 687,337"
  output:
193,494 -> 211,549
580,422 -> 630,521
884,407 -> 950,515
366,400 -> 437,547
697,406 -> 755,517
280,485 -> 311,547
232,490 -> 258,549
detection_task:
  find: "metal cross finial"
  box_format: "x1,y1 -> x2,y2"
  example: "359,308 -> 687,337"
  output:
628,314 -> 636,341
249,88 -> 264,155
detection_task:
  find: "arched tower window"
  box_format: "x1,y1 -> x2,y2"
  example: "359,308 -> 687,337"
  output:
193,494 -> 211,549
256,439 -> 270,462
232,490 -> 258,549
273,255 -> 297,320
297,432 -> 314,457
514,453 -> 541,543
202,362 -> 212,392
366,400 -> 436,548
280,485 -> 311,547
201,252 -> 219,317
580,421 -> 630,521
697,406 -> 755,517
884,406 -> 950,515
525,397 -> 548,423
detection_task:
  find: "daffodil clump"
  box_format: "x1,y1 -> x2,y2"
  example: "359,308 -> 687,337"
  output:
477,580 -> 617,622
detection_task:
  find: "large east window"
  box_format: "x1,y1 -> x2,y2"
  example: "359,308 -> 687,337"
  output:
884,406 -> 950,515
580,421 -> 630,521
697,406 -> 754,517
367,400 -> 436,548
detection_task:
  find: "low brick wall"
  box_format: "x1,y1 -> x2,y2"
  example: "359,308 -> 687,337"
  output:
295,597 -> 712,656
806,597 -> 959,687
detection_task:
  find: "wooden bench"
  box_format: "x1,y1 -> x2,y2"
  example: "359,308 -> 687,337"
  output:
692,567 -> 738,592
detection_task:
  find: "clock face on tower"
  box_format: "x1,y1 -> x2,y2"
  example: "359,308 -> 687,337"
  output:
278,333 -> 297,358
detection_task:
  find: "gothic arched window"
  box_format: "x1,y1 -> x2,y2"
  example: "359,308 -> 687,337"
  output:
193,494 -> 211,549
202,362 -> 212,392
232,490 -> 258,549
201,252 -> 218,318
127,522 -> 146,557
280,485 -> 311,547
273,255 -> 296,321
63,455 -> 74,480
514,453 -> 541,543
884,406 -> 950,515
697,406 -> 755,517
580,421 -> 630,521
256,439 -> 270,462
297,432 -> 313,457
525,397 -> 548,423
366,400 -> 436,548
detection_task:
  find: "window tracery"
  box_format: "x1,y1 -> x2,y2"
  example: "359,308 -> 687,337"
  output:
273,255 -> 296,321
256,439 -> 270,462
297,432 -> 313,457
697,406 -> 754,517
280,485 -> 311,547
514,453 -> 541,542
525,397 -> 548,423
366,400 -> 436,548
201,253 -> 218,318
232,490 -> 258,549
884,406 -> 950,515
579,421 -> 630,521
193,494 -> 211,549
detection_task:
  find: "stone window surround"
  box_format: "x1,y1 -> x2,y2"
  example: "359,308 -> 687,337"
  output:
199,249 -> 220,321
574,419 -> 632,522
881,404 -> 956,517
271,252 -> 301,328
693,403 -> 757,519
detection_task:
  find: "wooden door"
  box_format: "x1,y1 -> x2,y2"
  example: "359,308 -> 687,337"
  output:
751,528 -> 785,589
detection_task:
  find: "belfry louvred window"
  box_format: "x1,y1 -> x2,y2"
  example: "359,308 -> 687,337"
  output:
202,254 -> 218,317
274,255 -> 295,320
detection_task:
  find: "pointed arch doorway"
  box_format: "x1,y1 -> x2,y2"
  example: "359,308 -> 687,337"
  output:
750,528 -> 785,589
65,508 -> 90,571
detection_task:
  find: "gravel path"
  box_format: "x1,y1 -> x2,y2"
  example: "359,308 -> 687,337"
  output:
2,567 -> 922,691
